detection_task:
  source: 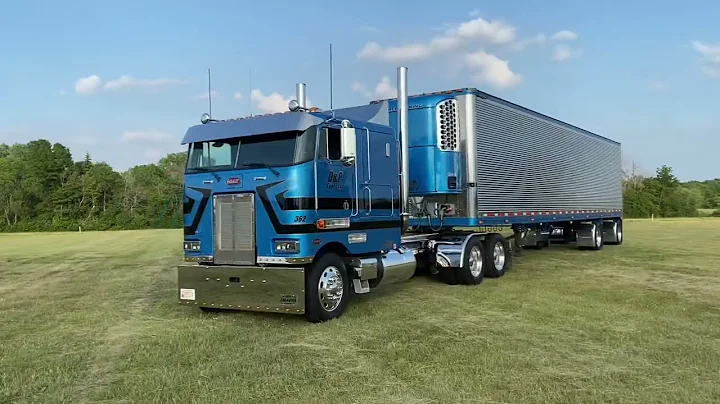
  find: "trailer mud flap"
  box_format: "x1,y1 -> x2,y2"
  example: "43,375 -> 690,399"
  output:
177,264 -> 306,314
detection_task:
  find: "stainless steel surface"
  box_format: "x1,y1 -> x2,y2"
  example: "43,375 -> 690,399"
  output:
358,257 -> 379,280
397,66 -> 410,223
435,242 -> 463,268
436,98 -> 459,152
468,245 -> 483,277
296,83 -> 306,109
378,247 -> 416,285
473,97 -> 623,212
177,264 -> 305,314
318,265 -> 344,312
256,256 -> 313,264
492,240 -> 506,270
213,193 -> 256,265
576,222 -> 599,247
458,93 -> 477,219
602,221 -> 620,243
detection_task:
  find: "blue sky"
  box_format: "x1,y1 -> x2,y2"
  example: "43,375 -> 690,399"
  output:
1,0 -> 718,181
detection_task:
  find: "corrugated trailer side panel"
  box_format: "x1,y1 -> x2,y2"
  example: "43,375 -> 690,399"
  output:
473,94 -> 622,214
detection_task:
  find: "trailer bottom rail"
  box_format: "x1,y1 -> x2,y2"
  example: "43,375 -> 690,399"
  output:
177,264 -> 306,314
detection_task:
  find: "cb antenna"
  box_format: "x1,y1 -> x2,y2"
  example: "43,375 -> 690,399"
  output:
329,43 -> 334,110
207,68 -> 212,119
248,67 -> 253,117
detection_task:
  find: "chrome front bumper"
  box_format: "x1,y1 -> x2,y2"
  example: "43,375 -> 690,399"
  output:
177,264 -> 306,314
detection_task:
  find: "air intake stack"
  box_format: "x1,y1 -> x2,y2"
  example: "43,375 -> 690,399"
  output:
397,66 -> 410,234
296,83 -> 307,109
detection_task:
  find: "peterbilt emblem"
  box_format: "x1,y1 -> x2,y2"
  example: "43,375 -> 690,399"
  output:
343,200 -> 350,210
226,177 -> 242,186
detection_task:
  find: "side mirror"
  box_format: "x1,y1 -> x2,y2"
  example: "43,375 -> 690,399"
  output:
340,127 -> 356,166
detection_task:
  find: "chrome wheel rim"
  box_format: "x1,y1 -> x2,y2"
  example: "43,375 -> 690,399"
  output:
469,246 -> 483,277
318,266 -> 344,312
617,224 -> 623,242
595,226 -> 602,247
493,242 -> 505,270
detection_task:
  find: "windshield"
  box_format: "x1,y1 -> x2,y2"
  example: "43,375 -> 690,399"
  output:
185,125 -> 319,173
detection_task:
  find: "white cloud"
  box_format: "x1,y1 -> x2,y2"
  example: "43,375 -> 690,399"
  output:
551,44 -> 582,62
121,130 -> 174,144
73,74 -> 185,95
103,75 -> 185,91
249,90 -> 315,114
509,34 -> 546,51
551,30 -> 578,41
357,15 -> 516,63
250,90 -> 291,114
352,76 -> 397,99
192,90 -> 220,101
233,92 -> 244,100
692,40 -> 720,78
470,9 -> 481,17
75,75 -> 102,95
465,50 -> 522,89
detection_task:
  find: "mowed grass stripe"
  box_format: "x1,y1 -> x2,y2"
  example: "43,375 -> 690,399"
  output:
1,220 -> 719,403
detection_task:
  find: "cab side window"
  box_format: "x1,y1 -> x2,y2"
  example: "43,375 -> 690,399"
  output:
318,127 -> 341,160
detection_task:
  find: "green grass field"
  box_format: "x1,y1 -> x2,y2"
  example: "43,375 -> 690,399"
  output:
2,219 -> 720,403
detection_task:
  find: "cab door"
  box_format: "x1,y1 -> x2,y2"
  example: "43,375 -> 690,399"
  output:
316,126 -> 357,217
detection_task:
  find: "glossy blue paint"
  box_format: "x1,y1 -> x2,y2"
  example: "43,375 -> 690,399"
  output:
386,94 -> 462,196
182,111 -> 403,262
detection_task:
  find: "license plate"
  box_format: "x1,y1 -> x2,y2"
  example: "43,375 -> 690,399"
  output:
180,288 -> 196,300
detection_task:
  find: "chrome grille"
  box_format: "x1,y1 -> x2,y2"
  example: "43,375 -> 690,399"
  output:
213,193 -> 256,265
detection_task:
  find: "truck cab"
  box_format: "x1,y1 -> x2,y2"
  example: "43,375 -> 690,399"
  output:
179,100 -> 410,321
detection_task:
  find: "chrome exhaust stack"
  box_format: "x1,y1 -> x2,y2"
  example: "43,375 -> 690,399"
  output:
397,66 -> 410,234
296,83 -> 307,109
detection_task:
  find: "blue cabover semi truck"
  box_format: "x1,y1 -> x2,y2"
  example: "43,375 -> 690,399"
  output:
178,66 -> 624,322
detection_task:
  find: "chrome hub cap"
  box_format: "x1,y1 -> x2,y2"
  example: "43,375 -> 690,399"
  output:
469,246 -> 483,277
493,242 -> 505,270
617,224 -> 623,242
318,266 -> 344,312
595,226 -> 602,247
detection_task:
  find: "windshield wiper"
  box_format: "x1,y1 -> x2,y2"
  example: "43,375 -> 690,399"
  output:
189,167 -> 221,182
241,162 -> 280,177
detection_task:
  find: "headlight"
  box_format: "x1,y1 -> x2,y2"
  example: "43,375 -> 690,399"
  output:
184,241 -> 201,251
274,240 -> 299,253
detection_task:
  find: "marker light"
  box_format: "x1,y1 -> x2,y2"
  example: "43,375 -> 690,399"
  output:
316,218 -> 350,230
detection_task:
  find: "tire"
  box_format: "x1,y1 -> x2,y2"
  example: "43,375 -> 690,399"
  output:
305,253 -> 350,322
589,223 -> 604,251
457,239 -> 484,285
484,234 -> 510,278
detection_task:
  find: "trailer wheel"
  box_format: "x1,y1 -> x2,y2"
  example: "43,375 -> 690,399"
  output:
458,239 -> 484,285
305,253 -> 350,322
484,234 -> 510,278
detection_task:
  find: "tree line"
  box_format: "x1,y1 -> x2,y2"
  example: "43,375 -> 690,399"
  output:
623,164 -> 720,218
0,139 -> 718,232
0,139 -> 186,232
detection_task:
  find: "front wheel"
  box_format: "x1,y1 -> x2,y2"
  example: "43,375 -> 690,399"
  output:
305,253 -> 351,322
